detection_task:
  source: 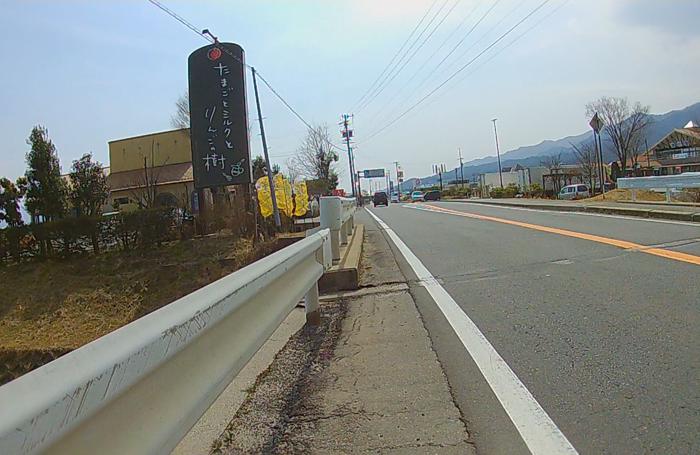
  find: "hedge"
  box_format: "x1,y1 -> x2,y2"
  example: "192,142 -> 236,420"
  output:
0,207 -> 176,263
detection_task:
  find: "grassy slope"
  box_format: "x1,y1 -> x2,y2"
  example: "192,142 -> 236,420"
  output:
0,234 -> 277,350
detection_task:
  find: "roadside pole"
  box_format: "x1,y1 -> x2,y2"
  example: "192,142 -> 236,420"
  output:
394,161 -> 401,197
492,118 -> 504,189
458,147 -> 464,188
251,67 -> 281,228
342,114 -> 356,197
590,113 -> 606,199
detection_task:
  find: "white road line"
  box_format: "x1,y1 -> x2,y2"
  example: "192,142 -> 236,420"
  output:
366,208 -> 578,455
438,201 -> 699,227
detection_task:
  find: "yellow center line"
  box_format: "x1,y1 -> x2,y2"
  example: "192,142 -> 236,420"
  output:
421,204 -> 700,267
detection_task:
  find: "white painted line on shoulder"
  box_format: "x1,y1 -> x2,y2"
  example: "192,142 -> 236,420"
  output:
366,208 -> 578,455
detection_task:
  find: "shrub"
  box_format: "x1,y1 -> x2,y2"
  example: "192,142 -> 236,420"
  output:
504,183 -> 520,198
528,183 -> 543,198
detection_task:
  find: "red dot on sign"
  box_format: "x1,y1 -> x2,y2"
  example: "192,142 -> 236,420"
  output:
208,48 -> 222,61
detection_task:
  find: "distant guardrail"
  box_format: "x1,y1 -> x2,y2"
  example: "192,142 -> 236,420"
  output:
0,229 -> 332,455
320,196 -> 357,262
617,173 -> 700,202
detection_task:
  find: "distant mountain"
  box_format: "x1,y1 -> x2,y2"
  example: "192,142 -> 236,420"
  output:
400,101 -> 700,190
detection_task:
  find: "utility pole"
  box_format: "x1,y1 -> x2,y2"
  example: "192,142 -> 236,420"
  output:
492,118 -> 503,188
342,114 -> 356,197
251,67 -> 281,228
458,147 -> 464,188
394,161 -> 401,197
434,164 -> 445,191
590,113 -> 606,197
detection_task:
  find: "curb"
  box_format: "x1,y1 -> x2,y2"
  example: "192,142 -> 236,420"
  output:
319,224 -> 364,293
443,199 -> 699,223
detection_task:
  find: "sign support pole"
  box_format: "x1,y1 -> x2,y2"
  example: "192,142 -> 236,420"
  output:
252,66 -> 281,229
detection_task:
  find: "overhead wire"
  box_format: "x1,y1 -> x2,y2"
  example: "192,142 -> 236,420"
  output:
350,0 -> 440,113
146,0 -> 346,154
367,0 -> 488,126
355,0 -> 452,114
450,0 -> 572,88
364,0 -> 466,123
359,0 -> 553,145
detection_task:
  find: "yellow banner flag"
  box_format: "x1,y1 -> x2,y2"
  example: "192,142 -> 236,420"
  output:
294,181 -> 309,217
275,174 -> 294,218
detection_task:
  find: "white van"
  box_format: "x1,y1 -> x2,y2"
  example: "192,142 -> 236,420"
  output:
558,184 -> 590,200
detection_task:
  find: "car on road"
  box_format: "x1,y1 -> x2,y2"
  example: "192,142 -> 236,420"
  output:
424,190 -> 441,201
372,191 -> 389,207
411,191 -> 425,202
390,193 -> 400,203
558,184 -> 590,200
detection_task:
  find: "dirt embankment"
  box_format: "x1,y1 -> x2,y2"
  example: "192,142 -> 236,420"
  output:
0,233 -> 284,384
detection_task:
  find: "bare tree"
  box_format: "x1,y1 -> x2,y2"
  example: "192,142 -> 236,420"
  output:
171,92 -> 190,130
540,153 -> 562,170
540,153 -> 564,193
585,97 -> 651,176
129,140 -> 167,209
288,124 -> 339,193
570,142 -> 597,193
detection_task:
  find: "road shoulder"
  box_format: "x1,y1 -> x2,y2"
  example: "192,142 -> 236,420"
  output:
211,211 -> 474,453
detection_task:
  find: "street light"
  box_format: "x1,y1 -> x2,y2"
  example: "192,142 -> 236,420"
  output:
492,119 -> 503,188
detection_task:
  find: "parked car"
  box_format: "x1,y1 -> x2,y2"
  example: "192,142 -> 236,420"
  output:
558,184 -> 590,200
411,191 -> 425,202
390,193 -> 400,203
372,191 -> 389,207
424,190 -> 441,201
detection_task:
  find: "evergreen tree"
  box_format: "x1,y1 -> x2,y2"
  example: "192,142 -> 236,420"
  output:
24,126 -> 67,222
69,153 -> 109,217
0,177 -> 26,227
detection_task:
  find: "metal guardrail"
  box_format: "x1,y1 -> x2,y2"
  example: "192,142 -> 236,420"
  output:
0,229 -> 332,455
617,172 -> 700,202
319,196 -> 357,262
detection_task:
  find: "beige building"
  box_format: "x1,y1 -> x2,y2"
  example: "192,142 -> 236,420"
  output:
107,128 -> 195,211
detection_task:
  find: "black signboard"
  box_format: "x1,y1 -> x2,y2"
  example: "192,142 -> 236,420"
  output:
188,42 -> 251,188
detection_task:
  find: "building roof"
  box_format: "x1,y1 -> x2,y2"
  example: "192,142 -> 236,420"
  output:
107,162 -> 193,192
108,128 -> 189,144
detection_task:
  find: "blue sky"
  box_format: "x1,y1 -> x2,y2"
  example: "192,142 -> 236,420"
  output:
1,0 -> 699,191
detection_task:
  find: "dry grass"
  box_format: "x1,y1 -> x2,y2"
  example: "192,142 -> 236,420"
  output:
0,234 -> 278,351
584,189 -> 666,202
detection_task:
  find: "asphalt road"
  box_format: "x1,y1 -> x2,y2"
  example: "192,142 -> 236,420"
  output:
363,201 -> 699,455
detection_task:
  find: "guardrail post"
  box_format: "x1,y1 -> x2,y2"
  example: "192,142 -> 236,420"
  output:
340,219 -> 349,245
320,196 -> 341,262
346,214 -> 354,237
631,189 -> 637,201
305,281 -> 320,325
666,188 -> 672,203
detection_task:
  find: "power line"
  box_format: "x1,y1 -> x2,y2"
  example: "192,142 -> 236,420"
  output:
146,0 -> 344,153
368,0 -> 490,126
147,0 -> 214,42
405,0 -> 566,117
451,0 -> 571,87
365,0 -> 465,122
356,0 -> 451,114
359,0 -> 552,144
350,0 -> 440,112
373,0 -> 504,128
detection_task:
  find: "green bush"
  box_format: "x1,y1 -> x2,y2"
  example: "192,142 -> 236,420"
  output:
490,187 -> 505,198
528,183 -> 543,198
1,207 -> 176,261
504,183 -> 520,198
